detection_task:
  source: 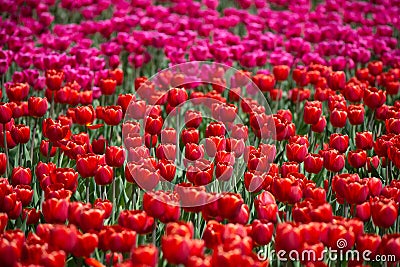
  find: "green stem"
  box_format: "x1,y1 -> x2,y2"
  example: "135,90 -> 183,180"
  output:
29,119 -> 38,168
50,92 -> 55,119
3,125 -> 8,178
86,178 -> 90,203
152,219 -> 157,244
112,176 -> 116,223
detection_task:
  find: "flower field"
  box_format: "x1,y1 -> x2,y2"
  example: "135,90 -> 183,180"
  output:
0,0 -> 400,266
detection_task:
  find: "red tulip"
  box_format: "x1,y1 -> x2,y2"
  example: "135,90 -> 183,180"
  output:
14,185 -> 33,206
205,121 -> 225,137
105,146 -> 125,167
289,88 -> 311,102
94,165 -> 114,186
252,73 -> 275,92
10,124 -> 30,144
94,199 -> 113,219
0,103 -> 13,124
0,238 -> 21,267
143,191 -> 180,223
311,115 -> 326,133
327,71 -> 346,90
273,65 -> 290,81
254,191 -> 278,223
367,61 -> 383,76
72,233 -> 99,258
157,159 -> 176,182
131,244 -> 158,267
217,193 -> 243,220
42,198 -> 69,224
99,78 -> 117,95
356,202 -> 371,221
251,219 -> 274,246
127,100 -> 147,120
272,176 -> 303,204
74,105 -> 95,125
371,197 -> 398,228
304,153 -> 323,174
0,153 -> 7,175
0,213 -> 7,233
247,151 -> 268,172
355,131 -> 373,150
160,127 -> 177,144
98,226 -> 137,253
35,161 -> 56,181
244,171 -> 271,193
144,133 -> 157,148
42,118 -> 70,142
303,101 -> 322,124
329,133 -> 349,153
165,221 -> 194,238
325,223 -> 356,251
275,223 -> 303,252
344,180 -> 369,204
128,162 -> 160,191
168,87 -> 188,107
181,128 -> 199,145
364,87 -> 386,109
175,183 -> 207,213
79,207 -> 105,232
330,108 -> 347,128
102,105 -> 123,126
379,234 -> 400,261
156,143 -> 176,161
280,161 -> 299,177
231,124 -> 248,140
50,167 -> 78,191
22,207 -> 40,225
6,82 -> 29,102
11,167 -> 32,186
76,153 -> 100,178
45,69 -> 64,91
212,103 -> 238,123
356,234 -> 381,258
39,140 -> 57,158
118,210 -> 154,234
292,200 -> 333,223
343,82 -> 363,102
286,142 -> 308,163
348,149 -> 367,168
186,159 -> 214,186
215,162 -> 233,182
40,250 -> 66,267
184,110 -> 202,128
145,114 -> 163,135
161,235 -> 191,265
386,117 -> 400,134
348,104 -> 365,125
28,96 -> 48,118
117,94 -> 135,114
185,143 -> 204,162
204,136 -> 225,158
374,134 -> 394,157
226,138 -> 245,158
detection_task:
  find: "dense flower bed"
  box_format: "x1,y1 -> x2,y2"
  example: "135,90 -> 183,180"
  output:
0,0 -> 400,266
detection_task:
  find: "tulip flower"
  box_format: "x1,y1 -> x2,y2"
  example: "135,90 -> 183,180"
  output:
303,101 -> 322,124
371,197 -> 398,228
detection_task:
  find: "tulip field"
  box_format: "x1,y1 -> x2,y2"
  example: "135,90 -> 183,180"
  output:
1,0 -> 400,266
